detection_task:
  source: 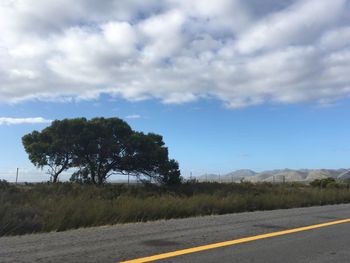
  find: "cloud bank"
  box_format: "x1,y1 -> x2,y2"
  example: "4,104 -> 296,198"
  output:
1,0 -> 350,108
0,117 -> 52,125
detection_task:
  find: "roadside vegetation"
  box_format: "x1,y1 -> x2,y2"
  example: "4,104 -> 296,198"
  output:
2,179 -> 350,237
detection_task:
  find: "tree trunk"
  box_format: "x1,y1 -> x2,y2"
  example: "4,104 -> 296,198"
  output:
97,176 -> 103,185
91,171 -> 96,184
96,169 -> 110,185
96,170 -> 106,185
52,173 -> 59,183
50,157 -> 70,183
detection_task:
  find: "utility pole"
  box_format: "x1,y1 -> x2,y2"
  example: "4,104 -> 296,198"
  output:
15,168 -> 19,184
127,173 -> 130,186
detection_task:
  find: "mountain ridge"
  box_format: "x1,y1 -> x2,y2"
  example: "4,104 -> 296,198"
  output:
197,168 -> 350,183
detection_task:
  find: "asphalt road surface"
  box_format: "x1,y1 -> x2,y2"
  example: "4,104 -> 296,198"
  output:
2,204 -> 350,263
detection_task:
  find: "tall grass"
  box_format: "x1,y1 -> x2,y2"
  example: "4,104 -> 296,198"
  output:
1,181 -> 350,236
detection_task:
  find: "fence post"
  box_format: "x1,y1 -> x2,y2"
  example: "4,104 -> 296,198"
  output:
15,168 -> 19,184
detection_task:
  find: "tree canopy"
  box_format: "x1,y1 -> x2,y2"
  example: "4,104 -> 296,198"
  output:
22,117 -> 182,185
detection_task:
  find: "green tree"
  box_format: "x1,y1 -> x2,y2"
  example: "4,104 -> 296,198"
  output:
71,117 -> 134,184
22,118 -> 85,182
23,117 -> 182,185
158,159 -> 182,185
125,132 -> 182,185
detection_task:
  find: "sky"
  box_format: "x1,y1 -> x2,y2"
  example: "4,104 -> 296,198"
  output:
1,0 -> 350,182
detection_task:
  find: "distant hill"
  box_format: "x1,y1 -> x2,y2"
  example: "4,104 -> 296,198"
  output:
197,169 -> 256,182
227,169 -> 257,177
338,170 -> 350,180
196,169 -> 349,183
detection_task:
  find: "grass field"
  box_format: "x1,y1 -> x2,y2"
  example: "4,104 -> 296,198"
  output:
1,180 -> 350,236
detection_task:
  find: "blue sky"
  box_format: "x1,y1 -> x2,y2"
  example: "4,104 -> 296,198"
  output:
1,0 -> 350,181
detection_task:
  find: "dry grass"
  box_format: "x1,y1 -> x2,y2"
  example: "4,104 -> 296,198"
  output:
1,180 -> 350,236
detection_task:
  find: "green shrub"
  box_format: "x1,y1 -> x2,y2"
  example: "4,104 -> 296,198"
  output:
310,178 -> 337,188
0,179 -> 10,189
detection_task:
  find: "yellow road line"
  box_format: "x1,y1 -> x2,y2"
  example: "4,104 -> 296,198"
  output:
120,218 -> 350,263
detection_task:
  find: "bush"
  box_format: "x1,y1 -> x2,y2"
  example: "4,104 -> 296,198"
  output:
0,179 -> 10,189
310,178 -> 338,188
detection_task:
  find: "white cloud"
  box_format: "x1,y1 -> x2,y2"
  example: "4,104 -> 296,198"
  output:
236,0 -> 345,54
320,26 -> 350,50
0,117 -> 52,125
0,0 -> 350,108
125,114 -> 141,119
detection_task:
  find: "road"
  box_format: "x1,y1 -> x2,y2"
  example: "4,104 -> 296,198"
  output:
1,204 -> 350,262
